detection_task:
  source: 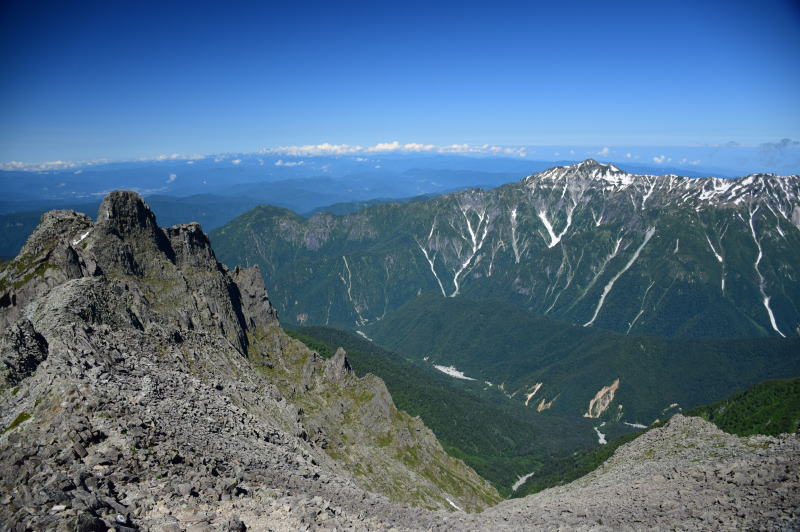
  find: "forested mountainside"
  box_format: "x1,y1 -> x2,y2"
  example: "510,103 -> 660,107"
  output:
211,159 -> 800,338
366,293 -> 800,424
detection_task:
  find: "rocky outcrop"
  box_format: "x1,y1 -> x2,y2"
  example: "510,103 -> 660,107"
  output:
0,191 -> 498,531
584,378 -> 620,418
480,415 -> 800,531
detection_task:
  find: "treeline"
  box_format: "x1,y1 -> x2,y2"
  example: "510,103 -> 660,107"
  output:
685,377 -> 800,436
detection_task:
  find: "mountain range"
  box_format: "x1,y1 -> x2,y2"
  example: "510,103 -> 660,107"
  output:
211,159 -> 800,338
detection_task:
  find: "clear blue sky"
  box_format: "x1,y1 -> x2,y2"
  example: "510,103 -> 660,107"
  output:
1,0 -> 799,163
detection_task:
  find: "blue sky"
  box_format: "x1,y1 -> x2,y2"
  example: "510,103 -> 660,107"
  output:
1,0 -> 799,165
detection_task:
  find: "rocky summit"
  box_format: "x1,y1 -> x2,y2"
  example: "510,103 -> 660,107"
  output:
1,191 -> 798,531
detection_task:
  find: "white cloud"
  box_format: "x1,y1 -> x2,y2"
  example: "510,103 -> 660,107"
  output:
652,155 -> 672,164
260,141 -> 527,158
0,158 -> 110,172
625,153 -> 632,158
597,147 -> 610,156
166,173 -> 177,184
231,159 -> 241,165
274,159 -> 304,167
679,158 -> 701,166
151,153 -> 205,162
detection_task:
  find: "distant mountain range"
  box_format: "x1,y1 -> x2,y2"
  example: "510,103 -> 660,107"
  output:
211,159 -> 800,338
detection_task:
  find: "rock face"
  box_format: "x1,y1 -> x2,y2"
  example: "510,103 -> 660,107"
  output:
0,191 -> 499,531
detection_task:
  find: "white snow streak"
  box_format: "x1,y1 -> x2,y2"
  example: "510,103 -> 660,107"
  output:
641,179 -> 657,210
594,423 -> 607,445
445,497 -> 463,512
434,365 -> 477,381
705,234 -> 723,263
748,207 -> 785,337
512,472 -> 536,492
510,207 -> 522,263
355,330 -> 373,342
71,230 -> 91,246
705,233 -> 726,293
416,240 -> 446,297
624,422 -> 647,429
449,203 -> 491,296
338,256 -> 366,326
568,237 -> 622,312
537,199 -> 576,248
584,227 -> 656,327
626,280 -> 655,334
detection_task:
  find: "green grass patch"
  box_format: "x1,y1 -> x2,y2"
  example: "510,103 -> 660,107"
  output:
2,412 -> 31,434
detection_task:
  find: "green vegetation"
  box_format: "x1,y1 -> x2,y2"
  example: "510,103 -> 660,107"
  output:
367,293 -> 800,422
686,377 -> 800,436
2,412 -> 31,434
210,176 -> 800,338
288,326 -> 602,496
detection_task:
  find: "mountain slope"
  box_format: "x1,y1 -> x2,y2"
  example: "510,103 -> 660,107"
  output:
0,191 -> 498,530
366,293 -> 800,424
211,159 -> 800,337
288,325 -> 603,496
686,377 -> 800,436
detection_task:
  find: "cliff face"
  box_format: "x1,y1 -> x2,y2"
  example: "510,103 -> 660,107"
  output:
0,191 -> 498,531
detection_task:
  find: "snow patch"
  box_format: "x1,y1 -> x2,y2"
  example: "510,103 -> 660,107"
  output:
445,497 -> 463,512
434,365 -> 477,381
512,471 -> 536,492
71,230 -> 91,246
355,331 -> 373,342
594,424 -> 607,445
624,422 -> 647,429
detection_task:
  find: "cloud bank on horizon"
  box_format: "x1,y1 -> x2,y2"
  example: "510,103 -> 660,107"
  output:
1,139 -> 799,176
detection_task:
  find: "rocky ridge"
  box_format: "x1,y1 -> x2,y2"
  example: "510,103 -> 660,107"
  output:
0,191 -> 498,531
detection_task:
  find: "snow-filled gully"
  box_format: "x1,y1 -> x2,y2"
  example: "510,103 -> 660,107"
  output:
747,207 -> 785,337
584,227 -> 656,327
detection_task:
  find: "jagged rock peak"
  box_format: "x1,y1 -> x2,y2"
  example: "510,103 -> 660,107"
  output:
324,347 -> 352,383
19,210 -> 92,258
526,158 -> 630,186
564,158 -> 623,174
97,190 -> 160,235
